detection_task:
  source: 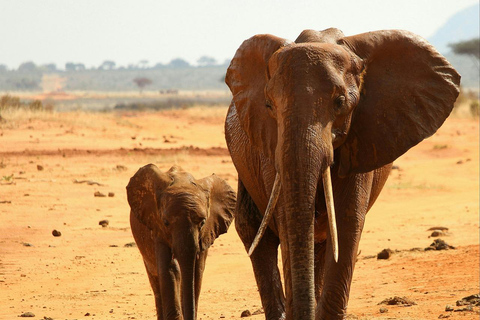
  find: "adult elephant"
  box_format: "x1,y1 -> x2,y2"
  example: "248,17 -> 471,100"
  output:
224,28 -> 460,320
127,164 -> 236,320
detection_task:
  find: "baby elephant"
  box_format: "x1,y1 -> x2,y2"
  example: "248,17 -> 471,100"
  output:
127,164 -> 236,320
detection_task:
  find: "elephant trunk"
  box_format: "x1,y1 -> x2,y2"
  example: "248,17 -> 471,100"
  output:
277,119 -> 334,319
175,230 -> 198,320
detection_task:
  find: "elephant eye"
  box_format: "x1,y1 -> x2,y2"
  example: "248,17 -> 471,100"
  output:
199,218 -> 206,228
334,96 -> 347,114
265,99 -> 273,109
163,219 -> 170,227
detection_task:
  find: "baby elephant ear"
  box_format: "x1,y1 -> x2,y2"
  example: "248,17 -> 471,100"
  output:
337,30 -> 461,176
126,164 -> 172,231
197,175 -> 236,251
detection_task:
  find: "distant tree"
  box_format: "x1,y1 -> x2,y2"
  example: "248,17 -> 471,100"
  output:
139,59 -> 149,69
65,62 -> 86,71
41,63 -> 57,72
18,61 -> 37,72
197,55 -> 217,67
449,38 -> 479,63
0,64 -> 8,72
168,58 -> 190,68
133,77 -> 153,93
76,63 -> 86,71
99,60 -> 116,70
153,62 -> 165,69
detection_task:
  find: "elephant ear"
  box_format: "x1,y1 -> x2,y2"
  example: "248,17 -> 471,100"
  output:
126,164 -> 173,232
197,174 -> 236,251
337,30 -> 461,176
225,34 -> 292,160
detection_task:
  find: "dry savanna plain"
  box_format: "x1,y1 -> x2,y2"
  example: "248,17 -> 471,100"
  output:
0,92 -> 479,320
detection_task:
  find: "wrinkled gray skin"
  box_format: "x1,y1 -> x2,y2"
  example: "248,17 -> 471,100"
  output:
225,28 -> 460,319
127,164 -> 236,320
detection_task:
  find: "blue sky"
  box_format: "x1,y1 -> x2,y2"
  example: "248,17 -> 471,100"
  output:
0,0 -> 478,69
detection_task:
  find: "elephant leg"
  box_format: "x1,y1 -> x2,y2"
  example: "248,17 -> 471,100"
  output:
314,240 -> 327,304
315,172 -> 373,320
155,239 -> 183,320
144,264 -> 164,320
235,180 -> 286,320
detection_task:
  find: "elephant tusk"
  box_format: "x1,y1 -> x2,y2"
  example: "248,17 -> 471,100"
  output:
322,166 -> 339,263
248,173 -> 281,257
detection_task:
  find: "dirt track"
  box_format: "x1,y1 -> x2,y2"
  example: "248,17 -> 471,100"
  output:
0,106 -> 478,319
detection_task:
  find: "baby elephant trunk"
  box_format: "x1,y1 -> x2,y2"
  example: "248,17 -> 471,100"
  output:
175,230 -> 199,320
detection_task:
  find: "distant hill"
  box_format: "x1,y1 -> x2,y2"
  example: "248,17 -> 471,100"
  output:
428,3 -> 479,89
428,3 -> 479,54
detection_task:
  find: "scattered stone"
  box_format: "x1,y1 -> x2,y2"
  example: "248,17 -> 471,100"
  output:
379,307 -> 388,313
456,294 -> 480,307
438,314 -> 450,318
379,296 -> 416,306
109,245 -> 118,247
391,165 -> 400,170
99,220 -> 109,227
241,310 -> 251,317
52,229 -> 62,237
85,312 -> 91,316
73,179 -> 104,186
108,192 -> 115,197
445,305 -> 454,311
115,165 -> 128,171
425,239 -> 455,251
43,317 -> 54,320
427,226 -> 449,231
22,242 -> 33,247
19,312 -> 35,317
37,165 -> 44,171
124,242 -> 137,248
431,231 -> 447,237
454,305 -> 473,312
94,191 -> 106,197
0,200 -> 12,204
377,248 -> 393,260
251,308 -> 264,315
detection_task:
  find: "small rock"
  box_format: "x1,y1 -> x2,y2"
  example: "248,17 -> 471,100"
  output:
456,293 -> 480,306
22,242 -> 33,247
425,239 -> 455,251
379,296 -> 416,306
43,317 -> 54,320
115,165 -> 128,171
85,312 -> 91,316
438,314 -> 450,319
391,165 -> 400,170
109,245 -> 118,247
19,312 -> 35,317
251,308 -> 264,315
124,242 -> 137,248
94,191 -> 106,197
377,248 -> 393,260
219,315 -> 225,319
241,310 -> 251,317
52,229 -> 62,237
454,305 -> 473,312
99,220 -> 109,227
37,165 -> 44,171
379,307 -> 388,313
445,305 -> 454,311
108,192 -> 115,197
427,226 -> 449,231
431,231 -> 447,237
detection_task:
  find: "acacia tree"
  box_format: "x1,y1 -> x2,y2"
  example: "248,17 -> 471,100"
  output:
133,77 -> 152,93
449,38 -> 479,64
